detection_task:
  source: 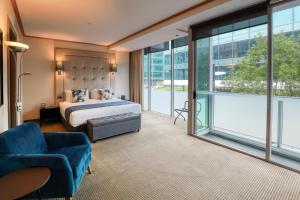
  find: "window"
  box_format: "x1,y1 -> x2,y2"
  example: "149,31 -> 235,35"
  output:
193,2 -> 268,156
191,1 -> 300,171
143,37 -> 188,117
271,0 -> 300,168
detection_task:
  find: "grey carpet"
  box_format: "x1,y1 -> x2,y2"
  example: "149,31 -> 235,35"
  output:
43,112 -> 300,200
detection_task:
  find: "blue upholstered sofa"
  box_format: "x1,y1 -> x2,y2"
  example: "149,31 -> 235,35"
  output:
0,122 -> 92,199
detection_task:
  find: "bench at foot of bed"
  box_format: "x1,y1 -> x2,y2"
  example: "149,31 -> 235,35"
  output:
87,112 -> 141,142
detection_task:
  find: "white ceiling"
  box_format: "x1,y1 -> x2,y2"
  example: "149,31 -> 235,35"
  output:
16,0 -> 265,52
115,0 -> 265,51
16,0 -> 203,45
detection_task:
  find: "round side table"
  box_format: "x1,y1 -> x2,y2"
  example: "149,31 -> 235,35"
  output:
0,167 -> 51,200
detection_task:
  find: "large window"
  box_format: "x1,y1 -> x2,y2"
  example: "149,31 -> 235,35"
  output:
151,50 -> 171,115
192,1 -> 300,171
271,0 -> 300,166
143,37 -> 188,117
174,45 -> 188,118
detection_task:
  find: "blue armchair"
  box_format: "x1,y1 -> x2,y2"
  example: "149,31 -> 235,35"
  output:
0,122 -> 92,200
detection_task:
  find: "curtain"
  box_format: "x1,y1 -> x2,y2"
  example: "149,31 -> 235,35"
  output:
129,49 -> 143,105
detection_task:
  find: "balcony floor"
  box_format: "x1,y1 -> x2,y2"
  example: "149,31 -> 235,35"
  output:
200,132 -> 300,171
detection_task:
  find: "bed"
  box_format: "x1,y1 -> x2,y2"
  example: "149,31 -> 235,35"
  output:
59,98 -> 141,132
55,48 -> 141,133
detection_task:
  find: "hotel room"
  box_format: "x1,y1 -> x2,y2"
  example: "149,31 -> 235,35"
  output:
1,0 -> 300,199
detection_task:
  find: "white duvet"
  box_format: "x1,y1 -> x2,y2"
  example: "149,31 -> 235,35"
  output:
59,99 -> 141,127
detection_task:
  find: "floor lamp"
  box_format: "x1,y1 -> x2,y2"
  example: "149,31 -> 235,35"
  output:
5,41 -> 30,125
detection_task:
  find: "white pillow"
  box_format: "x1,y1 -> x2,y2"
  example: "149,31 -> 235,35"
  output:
103,89 -> 112,99
91,88 -> 113,100
64,90 -> 73,102
91,89 -> 101,100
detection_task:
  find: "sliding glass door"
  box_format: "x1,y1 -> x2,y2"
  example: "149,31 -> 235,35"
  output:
270,0 -> 300,167
173,44 -> 188,118
150,48 -> 171,115
192,1 -> 300,171
195,22 -> 268,157
144,37 -> 188,117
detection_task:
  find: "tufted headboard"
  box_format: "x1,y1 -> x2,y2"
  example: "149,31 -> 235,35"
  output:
55,48 -> 115,103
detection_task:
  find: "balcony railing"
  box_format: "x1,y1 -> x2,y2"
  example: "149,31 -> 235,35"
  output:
197,91 -> 300,159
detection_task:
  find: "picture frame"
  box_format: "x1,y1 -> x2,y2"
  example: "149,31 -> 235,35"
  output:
0,28 -> 3,106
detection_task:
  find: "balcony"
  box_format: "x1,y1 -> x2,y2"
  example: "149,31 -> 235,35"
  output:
196,92 -> 300,170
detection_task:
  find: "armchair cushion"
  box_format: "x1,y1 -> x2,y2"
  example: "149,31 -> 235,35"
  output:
0,122 -> 47,154
48,144 -> 91,180
45,132 -> 92,189
44,132 -> 90,150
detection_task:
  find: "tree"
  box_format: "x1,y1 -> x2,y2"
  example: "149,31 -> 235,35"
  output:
225,33 -> 300,96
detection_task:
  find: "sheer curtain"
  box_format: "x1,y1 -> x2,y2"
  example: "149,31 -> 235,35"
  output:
129,49 -> 143,105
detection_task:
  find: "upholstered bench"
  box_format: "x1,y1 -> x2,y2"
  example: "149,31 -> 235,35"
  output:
87,112 -> 141,142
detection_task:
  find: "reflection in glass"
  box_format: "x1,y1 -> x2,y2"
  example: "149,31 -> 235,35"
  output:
195,38 -> 210,132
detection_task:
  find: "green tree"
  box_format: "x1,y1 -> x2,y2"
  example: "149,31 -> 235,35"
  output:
226,33 -> 300,96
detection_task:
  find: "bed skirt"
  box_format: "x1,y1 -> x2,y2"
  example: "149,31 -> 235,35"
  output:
61,115 -> 87,133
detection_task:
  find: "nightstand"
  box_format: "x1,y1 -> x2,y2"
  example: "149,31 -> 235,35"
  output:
40,105 -> 61,125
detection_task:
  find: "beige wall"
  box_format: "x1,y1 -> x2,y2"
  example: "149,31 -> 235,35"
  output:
22,37 -> 55,120
0,0 -> 23,132
22,37 -> 130,120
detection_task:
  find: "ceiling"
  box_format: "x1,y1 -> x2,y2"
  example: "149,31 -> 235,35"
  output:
16,0 -> 265,52
16,0 -> 203,45
115,0 -> 265,51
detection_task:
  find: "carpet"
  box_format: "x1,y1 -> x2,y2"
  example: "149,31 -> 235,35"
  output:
43,112 -> 300,200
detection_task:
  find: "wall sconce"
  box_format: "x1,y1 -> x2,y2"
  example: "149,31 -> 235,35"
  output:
110,63 -> 117,73
110,63 -> 117,96
56,60 -> 64,75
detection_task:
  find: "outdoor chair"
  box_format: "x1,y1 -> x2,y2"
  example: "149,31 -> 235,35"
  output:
174,101 -> 202,126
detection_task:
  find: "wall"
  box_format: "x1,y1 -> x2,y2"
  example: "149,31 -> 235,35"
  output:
0,0 -> 23,132
22,37 -> 129,120
22,37 -> 55,120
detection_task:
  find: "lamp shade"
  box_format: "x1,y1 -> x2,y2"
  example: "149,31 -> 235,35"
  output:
110,63 -> 117,72
5,41 -> 29,52
56,60 -> 64,75
56,60 -> 63,67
